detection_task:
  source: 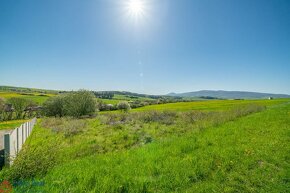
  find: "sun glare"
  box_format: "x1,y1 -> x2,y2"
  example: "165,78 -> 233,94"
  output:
126,0 -> 146,19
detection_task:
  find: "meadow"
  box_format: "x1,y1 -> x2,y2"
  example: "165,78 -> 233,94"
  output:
133,98 -> 289,112
0,92 -> 53,104
0,120 -> 29,131
0,98 -> 289,192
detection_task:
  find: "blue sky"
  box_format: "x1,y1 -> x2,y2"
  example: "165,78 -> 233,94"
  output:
0,0 -> 289,95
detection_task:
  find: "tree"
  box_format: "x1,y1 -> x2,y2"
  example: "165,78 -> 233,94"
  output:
24,99 -> 38,118
7,97 -> 28,119
63,90 -> 97,118
117,101 -> 131,112
0,98 -> 5,121
43,95 -> 65,117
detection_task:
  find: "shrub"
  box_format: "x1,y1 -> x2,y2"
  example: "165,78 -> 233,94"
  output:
23,99 -> 38,118
117,101 -> 131,112
42,95 -> 65,117
41,117 -> 87,138
139,111 -> 177,125
97,100 -> 116,111
43,90 -> 97,118
0,98 -> 5,121
63,90 -> 97,118
7,97 -> 29,119
3,142 -> 59,180
179,111 -> 210,124
62,119 -> 87,138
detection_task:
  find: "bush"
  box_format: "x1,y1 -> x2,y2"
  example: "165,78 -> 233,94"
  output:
117,101 -> 131,112
0,98 -> 5,121
42,95 -> 65,117
7,97 -> 29,119
139,111 -> 177,125
3,142 -> 59,181
43,90 -> 97,118
41,117 -> 87,138
63,90 -> 96,118
179,111 -> 209,123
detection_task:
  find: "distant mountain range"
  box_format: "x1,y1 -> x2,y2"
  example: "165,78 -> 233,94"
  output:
167,90 -> 290,99
1,86 -> 289,100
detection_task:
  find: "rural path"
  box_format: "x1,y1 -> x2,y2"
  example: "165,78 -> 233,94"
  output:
0,129 -> 12,149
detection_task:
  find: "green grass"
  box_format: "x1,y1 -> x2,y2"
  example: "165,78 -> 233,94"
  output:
0,100 -> 289,192
100,98 -> 121,105
133,98 -> 290,112
14,102 -> 290,192
98,94 -> 156,105
0,119 -> 29,130
113,94 -> 155,101
0,92 -> 54,104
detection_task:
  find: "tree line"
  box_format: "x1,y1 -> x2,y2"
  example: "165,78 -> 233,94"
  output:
0,97 -> 41,121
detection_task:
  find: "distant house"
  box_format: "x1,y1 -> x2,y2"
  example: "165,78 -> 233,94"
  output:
268,97 -> 274,100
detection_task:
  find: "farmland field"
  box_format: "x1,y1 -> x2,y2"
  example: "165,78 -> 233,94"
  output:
133,98 -> 289,111
0,99 -> 289,192
0,120 -> 29,131
0,92 -> 53,104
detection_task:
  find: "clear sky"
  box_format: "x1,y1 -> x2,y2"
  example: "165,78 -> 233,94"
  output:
0,0 -> 289,95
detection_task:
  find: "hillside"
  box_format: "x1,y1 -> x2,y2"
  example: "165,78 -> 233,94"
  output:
168,90 -> 290,99
0,86 -> 62,94
0,99 -> 289,192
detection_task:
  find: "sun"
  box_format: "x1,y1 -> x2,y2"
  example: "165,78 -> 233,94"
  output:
126,0 -> 146,18
128,0 -> 144,14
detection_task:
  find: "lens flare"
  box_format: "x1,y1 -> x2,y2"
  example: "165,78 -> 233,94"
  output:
125,0 -> 146,20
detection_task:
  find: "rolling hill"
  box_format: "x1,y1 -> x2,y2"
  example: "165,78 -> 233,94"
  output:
167,90 -> 290,99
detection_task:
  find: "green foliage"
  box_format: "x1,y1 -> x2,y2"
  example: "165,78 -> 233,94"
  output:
2,135 -> 60,180
41,117 -> 87,138
133,98 -> 289,112
96,99 -> 117,111
117,101 -> 131,112
1,104 -> 266,181
1,100 -> 289,192
7,97 -> 28,119
0,120 -> 30,130
139,111 -> 177,125
0,98 -> 5,121
43,90 -> 97,118
3,103 -> 289,192
42,95 -> 65,117
63,90 -> 96,118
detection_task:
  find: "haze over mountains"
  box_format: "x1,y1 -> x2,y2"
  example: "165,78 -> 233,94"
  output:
1,86 -> 290,100
167,90 -> 290,99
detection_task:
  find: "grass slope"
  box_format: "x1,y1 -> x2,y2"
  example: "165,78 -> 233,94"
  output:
0,120 -> 29,130
0,92 -> 54,104
8,103 -> 290,192
133,98 -> 289,112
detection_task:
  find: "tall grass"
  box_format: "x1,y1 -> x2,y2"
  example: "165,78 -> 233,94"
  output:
7,103 -> 290,192
0,104 -> 266,182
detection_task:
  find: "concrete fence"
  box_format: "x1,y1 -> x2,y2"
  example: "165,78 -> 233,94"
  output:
3,118 -> 37,166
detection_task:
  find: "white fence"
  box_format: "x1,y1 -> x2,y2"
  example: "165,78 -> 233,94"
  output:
3,118 -> 37,166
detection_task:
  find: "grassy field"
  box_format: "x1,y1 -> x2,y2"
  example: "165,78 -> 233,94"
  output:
0,120 -> 29,130
0,91 -> 154,106
0,99 -> 289,192
133,98 -> 289,111
0,92 -> 54,104
99,94 -> 156,105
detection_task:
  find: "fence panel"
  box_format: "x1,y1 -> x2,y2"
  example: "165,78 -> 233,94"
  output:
2,118 -> 37,166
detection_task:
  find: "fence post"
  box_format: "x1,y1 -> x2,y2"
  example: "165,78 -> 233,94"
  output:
25,122 -> 27,140
16,127 -> 19,154
22,124 -> 24,147
4,134 -> 10,166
